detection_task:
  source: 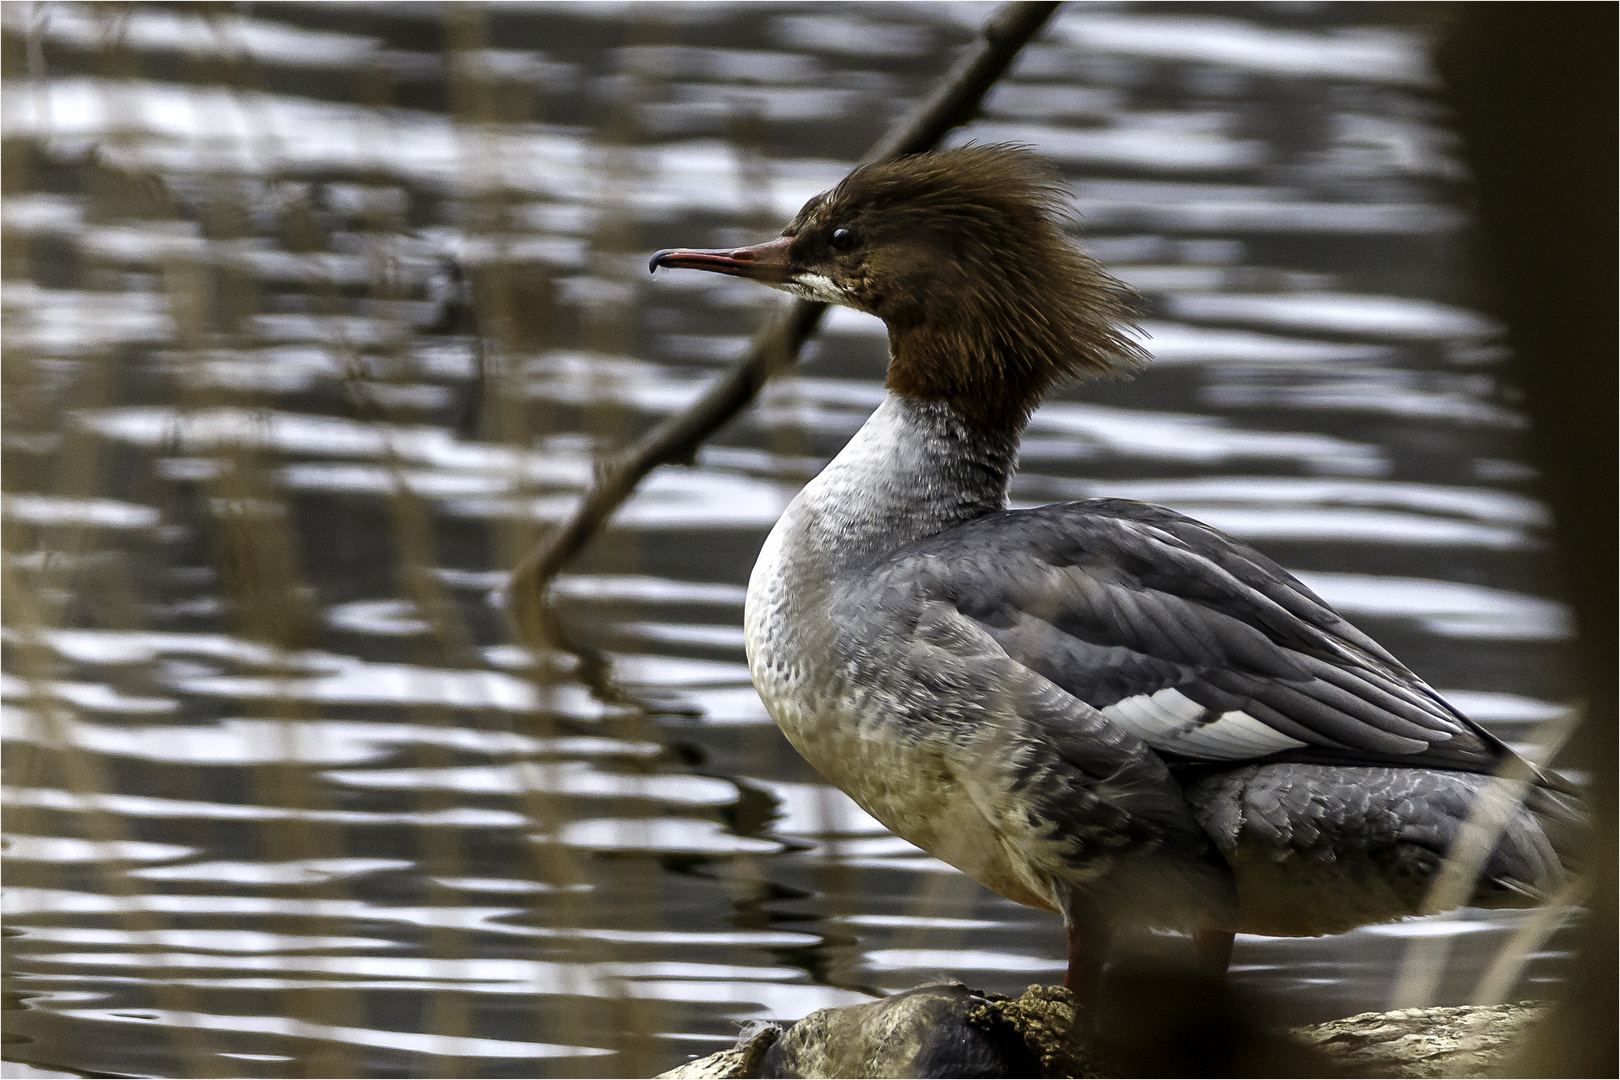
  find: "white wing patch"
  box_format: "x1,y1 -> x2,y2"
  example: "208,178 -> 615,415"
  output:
1100,688 -> 1307,760
1150,687 -> 1203,722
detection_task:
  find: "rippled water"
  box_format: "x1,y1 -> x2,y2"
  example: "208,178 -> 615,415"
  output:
1,3 -> 1580,1077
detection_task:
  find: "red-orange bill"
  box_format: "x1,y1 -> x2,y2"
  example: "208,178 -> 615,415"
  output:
648,235 -> 793,284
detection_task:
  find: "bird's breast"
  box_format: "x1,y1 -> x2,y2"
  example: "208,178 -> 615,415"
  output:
744,510 -> 1063,912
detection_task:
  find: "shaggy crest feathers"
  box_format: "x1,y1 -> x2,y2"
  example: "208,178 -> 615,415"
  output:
789,144 -> 1148,430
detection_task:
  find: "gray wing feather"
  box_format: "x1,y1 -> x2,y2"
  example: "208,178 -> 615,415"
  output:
838,577 -> 1227,883
877,499 -> 1511,773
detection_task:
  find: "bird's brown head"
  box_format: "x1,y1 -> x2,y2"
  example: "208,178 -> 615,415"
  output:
651,144 -> 1146,430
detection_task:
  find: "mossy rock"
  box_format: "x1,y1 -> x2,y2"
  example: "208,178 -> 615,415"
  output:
655,984 -> 1545,1079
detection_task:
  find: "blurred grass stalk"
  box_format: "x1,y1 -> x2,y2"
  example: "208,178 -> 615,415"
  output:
1388,706 -> 1579,1009
4,8 -> 226,1076
447,4 -> 688,1075
443,5 -> 621,1076
159,8 -> 371,1075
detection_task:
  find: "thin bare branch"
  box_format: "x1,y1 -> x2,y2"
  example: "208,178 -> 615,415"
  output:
509,1 -> 1061,646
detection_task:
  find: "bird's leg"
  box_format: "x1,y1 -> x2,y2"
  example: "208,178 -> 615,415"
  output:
1063,918 -> 1111,1003
1193,928 -> 1234,978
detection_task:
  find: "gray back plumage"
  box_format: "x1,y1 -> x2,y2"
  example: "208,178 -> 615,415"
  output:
860,498 -> 1520,776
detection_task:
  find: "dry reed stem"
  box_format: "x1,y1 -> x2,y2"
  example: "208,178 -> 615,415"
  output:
441,7 -> 619,1073
1388,706 -> 1581,1009
1471,878 -> 1586,1006
0,17 -> 216,1074
145,27 -> 373,1073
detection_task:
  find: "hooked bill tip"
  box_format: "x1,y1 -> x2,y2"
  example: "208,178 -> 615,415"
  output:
648,249 -> 675,275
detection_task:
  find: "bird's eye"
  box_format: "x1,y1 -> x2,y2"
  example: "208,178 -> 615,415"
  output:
830,228 -> 857,252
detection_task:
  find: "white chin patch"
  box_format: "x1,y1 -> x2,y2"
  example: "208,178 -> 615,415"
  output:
785,273 -> 849,305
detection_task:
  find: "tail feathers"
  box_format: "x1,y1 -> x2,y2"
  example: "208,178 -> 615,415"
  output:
1472,783 -> 1585,907
1181,764 -> 1584,931
1527,784 -> 1587,863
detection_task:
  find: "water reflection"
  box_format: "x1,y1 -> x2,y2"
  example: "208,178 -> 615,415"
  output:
2,2 -> 1579,1077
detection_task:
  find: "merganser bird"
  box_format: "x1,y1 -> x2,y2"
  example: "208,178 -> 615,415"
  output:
649,145 -> 1579,997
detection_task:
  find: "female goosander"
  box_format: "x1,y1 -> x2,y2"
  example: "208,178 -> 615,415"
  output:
650,145 -> 1578,996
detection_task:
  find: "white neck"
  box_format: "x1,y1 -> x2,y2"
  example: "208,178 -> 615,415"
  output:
742,392 -> 1022,803
782,393 -> 1019,572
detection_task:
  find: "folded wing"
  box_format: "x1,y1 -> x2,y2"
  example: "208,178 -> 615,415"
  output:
875,498 -> 1512,774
